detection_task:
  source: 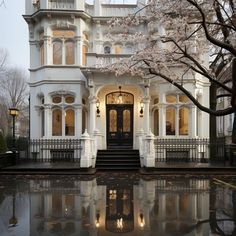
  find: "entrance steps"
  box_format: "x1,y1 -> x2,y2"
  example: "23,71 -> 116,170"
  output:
96,149 -> 140,170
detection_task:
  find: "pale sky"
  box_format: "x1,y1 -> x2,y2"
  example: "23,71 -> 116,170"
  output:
0,0 -> 29,70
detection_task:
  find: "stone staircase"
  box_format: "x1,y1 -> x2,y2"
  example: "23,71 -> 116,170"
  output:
96,149 -> 140,170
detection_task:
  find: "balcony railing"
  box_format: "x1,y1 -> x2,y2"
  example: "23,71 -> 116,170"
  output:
101,4 -> 136,17
48,0 -> 75,10
86,53 -> 132,68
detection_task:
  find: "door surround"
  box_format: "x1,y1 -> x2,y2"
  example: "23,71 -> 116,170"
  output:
106,88 -> 134,149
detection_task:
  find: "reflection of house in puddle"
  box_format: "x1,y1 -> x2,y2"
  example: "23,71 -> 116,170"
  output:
29,177 -> 210,235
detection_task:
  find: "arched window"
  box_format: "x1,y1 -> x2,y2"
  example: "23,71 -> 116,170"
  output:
125,44 -> 133,54
52,109 -> 62,136
53,41 -> 62,64
104,46 -> 111,54
114,44 -> 122,54
166,107 -> 176,135
82,45 -> 88,66
51,94 -> 76,136
179,107 -> 189,135
65,109 -> 75,136
65,41 -> 75,65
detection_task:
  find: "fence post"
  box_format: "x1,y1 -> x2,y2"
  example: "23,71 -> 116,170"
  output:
143,131 -> 156,168
80,130 -> 93,168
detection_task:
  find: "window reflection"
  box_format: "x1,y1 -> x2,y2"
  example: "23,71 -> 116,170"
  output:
4,175 -> 235,236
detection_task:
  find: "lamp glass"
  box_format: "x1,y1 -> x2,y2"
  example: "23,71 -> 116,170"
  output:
96,100 -> 100,108
9,108 -> 19,117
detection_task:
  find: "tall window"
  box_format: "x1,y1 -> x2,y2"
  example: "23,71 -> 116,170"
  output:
65,41 -> 75,65
52,109 -> 62,136
52,30 -> 75,65
40,43 -> 44,65
65,109 -> 75,136
53,41 -> 62,64
179,107 -> 189,135
165,94 -> 190,136
166,107 -> 176,135
82,45 -> 88,66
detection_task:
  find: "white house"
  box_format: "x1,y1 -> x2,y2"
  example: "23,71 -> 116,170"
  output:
24,0 -> 210,167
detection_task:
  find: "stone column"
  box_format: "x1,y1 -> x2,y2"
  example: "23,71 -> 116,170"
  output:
75,104 -> 82,138
159,104 -> 166,136
89,96 -> 97,135
143,96 -> 150,134
176,106 -> 179,136
143,84 -> 151,134
44,104 -> 52,137
190,105 -> 197,137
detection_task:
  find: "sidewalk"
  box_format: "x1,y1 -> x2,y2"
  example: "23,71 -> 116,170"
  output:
1,161 -> 236,175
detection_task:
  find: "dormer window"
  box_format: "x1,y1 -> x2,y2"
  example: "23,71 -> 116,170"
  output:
104,46 -> 111,54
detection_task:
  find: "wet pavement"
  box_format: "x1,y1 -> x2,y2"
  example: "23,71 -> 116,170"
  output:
0,173 -> 236,235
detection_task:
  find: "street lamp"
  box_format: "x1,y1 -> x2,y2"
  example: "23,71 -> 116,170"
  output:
8,107 -> 19,153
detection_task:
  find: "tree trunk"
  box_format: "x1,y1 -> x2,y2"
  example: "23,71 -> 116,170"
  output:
232,114 -> 236,143
232,58 -> 236,143
210,82 -> 217,161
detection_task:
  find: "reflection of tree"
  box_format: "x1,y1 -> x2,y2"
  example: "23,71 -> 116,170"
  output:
199,180 -> 236,236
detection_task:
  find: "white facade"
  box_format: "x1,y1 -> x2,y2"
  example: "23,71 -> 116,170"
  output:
24,0 -> 210,163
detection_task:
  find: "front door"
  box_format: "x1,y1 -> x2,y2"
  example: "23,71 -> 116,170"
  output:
106,89 -> 134,149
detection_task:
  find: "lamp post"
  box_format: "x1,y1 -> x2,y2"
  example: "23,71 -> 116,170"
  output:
8,108 -> 19,154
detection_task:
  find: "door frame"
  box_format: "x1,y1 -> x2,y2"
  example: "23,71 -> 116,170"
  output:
106,90 -> 134,149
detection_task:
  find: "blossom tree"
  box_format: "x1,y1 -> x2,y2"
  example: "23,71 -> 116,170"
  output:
104,0 -> 236,143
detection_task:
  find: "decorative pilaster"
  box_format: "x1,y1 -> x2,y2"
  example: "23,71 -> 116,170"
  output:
75,104 -> 82,137
44,35 -> 50,65
75,36 -> 82,65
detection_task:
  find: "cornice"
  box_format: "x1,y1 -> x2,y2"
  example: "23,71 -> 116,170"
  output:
23,9 -> 91,24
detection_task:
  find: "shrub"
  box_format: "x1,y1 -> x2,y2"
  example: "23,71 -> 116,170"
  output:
0,133 -> 7,153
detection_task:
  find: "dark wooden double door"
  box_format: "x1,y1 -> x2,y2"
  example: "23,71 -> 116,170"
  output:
106,105 -> 133,149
